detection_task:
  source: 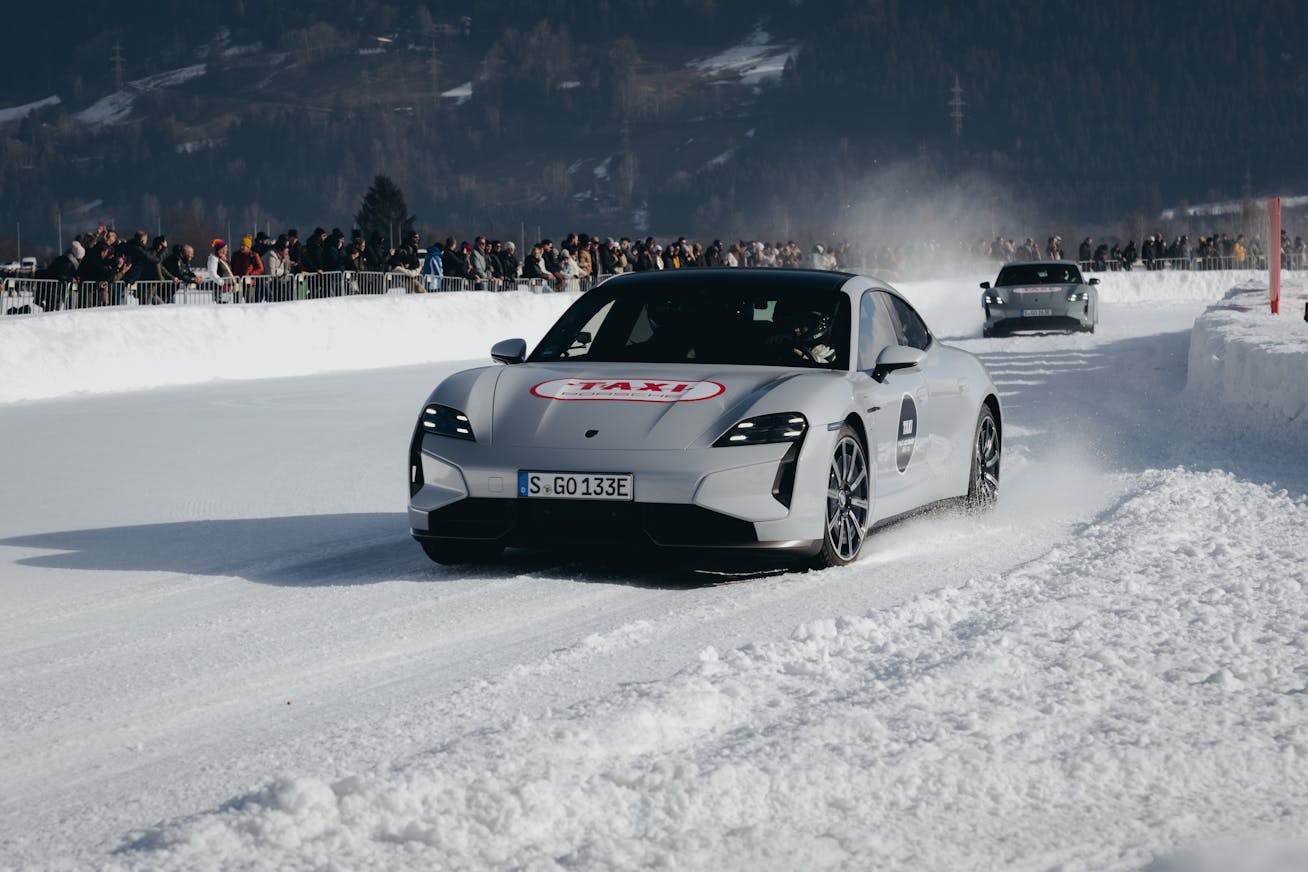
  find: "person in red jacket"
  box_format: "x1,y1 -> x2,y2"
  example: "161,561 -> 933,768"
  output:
230,234 -> 264,302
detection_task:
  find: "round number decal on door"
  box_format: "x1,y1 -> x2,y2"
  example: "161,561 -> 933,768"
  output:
896,395 -> 918,473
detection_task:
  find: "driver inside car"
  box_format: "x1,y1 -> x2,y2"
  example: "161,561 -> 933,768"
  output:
765,307 -> 837,365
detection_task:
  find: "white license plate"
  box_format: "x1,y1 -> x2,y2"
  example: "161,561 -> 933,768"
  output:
1022,308 -> 1053,317
518,471 -> 634,500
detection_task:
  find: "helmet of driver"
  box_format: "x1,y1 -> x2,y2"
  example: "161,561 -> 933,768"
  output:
795,310 -> 830,343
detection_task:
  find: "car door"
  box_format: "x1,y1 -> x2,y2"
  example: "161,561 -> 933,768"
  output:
880,291 -> 950,506
853,290 -> 931,521
883,290 -> 978,501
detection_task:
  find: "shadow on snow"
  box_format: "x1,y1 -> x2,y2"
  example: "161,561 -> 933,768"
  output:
0,513 -> 786,590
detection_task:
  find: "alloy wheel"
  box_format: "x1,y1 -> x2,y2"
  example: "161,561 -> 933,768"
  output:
826,435 -> 870,562
971,412 -> 1000,506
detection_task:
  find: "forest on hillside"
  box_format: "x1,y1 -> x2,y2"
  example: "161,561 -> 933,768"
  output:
0,0 -> 1305,253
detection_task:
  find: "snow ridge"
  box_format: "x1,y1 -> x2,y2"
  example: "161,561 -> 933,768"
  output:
0,292 -> 573,404
117,468 -> 1308,871
1186,284 -> 1308,434
0,270 -> 1258,405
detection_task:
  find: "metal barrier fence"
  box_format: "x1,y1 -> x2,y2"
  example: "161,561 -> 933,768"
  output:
2,271 -> 579,317
1077,255 -> 1308,272
9,258 -> 1308,317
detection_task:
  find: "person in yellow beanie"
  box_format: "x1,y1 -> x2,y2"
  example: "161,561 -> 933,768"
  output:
230,233 -> 264,302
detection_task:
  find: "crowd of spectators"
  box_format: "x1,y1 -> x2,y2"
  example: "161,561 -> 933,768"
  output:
24,226 -> 869,307
481,234 -> 858,291
13,219 -> 1308,312
981,230 -> 1308,272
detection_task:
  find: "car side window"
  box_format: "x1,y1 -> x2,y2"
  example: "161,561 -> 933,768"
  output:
858,291 -> 899,370
880,292 -> 932,351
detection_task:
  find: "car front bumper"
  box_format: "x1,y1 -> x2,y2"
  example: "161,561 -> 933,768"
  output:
408,430 -> 834,554
984,298 -> 1093,332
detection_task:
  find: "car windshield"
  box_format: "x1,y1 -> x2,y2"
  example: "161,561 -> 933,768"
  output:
529,284 -> 851,369
995,264 -> 1082,286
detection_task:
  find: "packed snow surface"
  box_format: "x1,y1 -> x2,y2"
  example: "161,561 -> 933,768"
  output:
1,269 -> 1306,870
115,469 -> 1308,871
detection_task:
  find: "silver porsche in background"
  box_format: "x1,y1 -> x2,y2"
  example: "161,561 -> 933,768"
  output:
409,269 -> 1001,568
981,260 -> 1099,336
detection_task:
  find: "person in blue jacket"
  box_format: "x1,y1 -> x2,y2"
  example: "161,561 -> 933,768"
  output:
421,238 -> 445,291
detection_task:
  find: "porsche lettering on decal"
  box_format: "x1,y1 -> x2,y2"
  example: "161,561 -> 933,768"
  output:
531,378 -> 725,403
896,395 -> 918,473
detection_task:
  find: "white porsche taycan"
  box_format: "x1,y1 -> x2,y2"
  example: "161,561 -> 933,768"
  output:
409,269 -> 1001,568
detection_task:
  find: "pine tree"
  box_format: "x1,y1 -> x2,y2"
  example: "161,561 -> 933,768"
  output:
354,175 -> 415,246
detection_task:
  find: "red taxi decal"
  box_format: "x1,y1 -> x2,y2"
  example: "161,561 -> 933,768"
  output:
530,378 -> 726,403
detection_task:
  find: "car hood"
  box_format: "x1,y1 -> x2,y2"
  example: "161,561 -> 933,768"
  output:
490,363 -> 812,450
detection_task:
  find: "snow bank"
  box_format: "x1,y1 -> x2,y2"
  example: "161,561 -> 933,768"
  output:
0,293 -> 573,404
115,468 -> 1308,870
1187,284 -> 1308,430
1088,268 -> 1257,304
888,268 -> 1246,342
910,266 -> 1248,305
0,269 -> 1252,405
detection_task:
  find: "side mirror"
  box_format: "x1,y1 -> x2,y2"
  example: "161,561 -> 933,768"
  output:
1087,277 -> 1100,285
871,344 -> 926,383
979,281 -> 991,290
490,337 -> 527,365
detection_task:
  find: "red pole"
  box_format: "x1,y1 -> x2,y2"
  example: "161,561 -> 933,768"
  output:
1269,196 -> 1281,315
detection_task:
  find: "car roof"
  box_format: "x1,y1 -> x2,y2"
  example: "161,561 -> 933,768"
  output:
601,267 -> 858,294
999,260 -> 1082,268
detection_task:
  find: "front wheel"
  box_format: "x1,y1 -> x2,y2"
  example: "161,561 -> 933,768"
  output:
966,405 -> 1000,508
813,425 -> 872,568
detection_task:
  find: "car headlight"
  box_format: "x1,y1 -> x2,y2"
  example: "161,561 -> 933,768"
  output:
983,293 -> 1005,305
419,403 -> 475,441
1066,290 -> 1087,302
714,412 -> 808,447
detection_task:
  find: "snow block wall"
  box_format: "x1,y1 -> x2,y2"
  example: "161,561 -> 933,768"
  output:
1187,286 -> 1308,427
0,270 -> 1291,406
0,293 -> 575,404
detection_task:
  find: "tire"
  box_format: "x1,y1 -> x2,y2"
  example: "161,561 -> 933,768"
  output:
812,424 -> 872,568
966,405 -> 1000,509
419,538 -> 504,565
